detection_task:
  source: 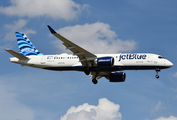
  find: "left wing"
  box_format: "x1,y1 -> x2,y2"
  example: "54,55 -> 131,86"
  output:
47,25 -> 97,67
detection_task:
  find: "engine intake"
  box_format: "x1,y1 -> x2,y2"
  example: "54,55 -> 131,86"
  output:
95,57 -> 114,67
109,72 -> 126,82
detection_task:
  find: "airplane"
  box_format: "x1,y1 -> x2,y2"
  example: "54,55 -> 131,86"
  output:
6,25 -> 173,84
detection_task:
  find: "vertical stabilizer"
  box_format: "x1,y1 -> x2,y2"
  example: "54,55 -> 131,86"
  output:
16,32 -> 43,56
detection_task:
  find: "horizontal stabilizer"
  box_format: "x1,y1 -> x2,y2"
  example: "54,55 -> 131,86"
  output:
5,49 -> 29,60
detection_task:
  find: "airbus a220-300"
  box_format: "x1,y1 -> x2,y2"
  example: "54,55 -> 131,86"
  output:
6,26 -> 173,84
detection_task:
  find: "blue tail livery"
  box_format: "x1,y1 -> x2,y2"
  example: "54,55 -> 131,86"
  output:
15,32 -> 43,56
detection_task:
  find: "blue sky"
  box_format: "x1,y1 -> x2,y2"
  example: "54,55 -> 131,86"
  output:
0,0 -> 177,120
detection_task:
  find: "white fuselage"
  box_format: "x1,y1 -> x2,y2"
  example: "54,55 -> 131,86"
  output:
9,53 -> 173,72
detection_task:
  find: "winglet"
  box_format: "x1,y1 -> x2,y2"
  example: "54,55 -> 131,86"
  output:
5,49 -> 29,60
47,25 -> 57,34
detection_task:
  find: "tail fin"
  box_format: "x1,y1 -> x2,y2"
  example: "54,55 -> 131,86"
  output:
15,32 -> 43,56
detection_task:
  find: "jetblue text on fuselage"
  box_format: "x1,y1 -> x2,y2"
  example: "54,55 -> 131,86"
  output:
119,54 -> 147,61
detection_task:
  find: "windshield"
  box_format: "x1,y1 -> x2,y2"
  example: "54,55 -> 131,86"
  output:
158,56 -> 165,59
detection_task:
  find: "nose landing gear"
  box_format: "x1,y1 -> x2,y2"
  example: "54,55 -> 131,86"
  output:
155,74 -> 159,79
155,68 -> 160,79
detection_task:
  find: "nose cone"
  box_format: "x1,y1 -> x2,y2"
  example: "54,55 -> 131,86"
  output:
166,60 -> 173,68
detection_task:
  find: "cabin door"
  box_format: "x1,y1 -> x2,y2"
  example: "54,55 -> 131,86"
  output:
147,55 -> 153,62
41,56 -> 46,64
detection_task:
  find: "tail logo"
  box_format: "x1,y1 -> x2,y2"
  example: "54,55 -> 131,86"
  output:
16,32 -> 43,56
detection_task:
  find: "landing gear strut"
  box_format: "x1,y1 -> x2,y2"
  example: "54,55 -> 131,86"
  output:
84,67 -> 91,75
92,78 -> 98,84
155,69 -> 160,79
84,70 -> 90,75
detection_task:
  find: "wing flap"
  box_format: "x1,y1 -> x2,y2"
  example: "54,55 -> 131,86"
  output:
5,49 -> 29,60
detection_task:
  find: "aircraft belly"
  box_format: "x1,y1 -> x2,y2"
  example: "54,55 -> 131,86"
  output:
42,64 -> 169,72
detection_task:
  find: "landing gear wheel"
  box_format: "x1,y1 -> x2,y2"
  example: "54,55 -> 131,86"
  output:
155,68 -> 160,79
155,75 -> 159,79
92,79 -> 98,84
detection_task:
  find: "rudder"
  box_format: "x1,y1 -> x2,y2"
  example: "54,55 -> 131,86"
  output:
16,32 -> 43,56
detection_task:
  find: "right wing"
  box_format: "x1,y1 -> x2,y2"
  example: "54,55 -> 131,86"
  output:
47,25 -> 97,67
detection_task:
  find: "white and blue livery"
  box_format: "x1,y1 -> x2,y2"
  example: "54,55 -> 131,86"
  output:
6,26 -> 173,84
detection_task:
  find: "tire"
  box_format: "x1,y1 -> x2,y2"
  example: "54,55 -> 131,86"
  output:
155,75 -> 159,79
92,79 -> 98,84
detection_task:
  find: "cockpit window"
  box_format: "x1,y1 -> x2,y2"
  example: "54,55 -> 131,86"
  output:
158,56 -> 165,59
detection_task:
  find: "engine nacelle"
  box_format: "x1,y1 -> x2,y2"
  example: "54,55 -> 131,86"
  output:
108,72 -> 126,82
95,57 -> 114,67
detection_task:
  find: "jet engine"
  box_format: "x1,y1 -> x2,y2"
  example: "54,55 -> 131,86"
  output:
95,57 -> 114,67
108,72 -> 126,82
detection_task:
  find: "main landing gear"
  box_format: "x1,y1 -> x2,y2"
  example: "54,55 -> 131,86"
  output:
84,69 -> 98,84
92,78 -> 98,84
84,67 -> 91,75
84,70 -> 90,75
155,68 -> 160,79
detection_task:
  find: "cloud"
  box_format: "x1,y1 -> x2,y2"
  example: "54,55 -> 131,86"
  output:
53,22 -> 137,54
172,72 -> 177,78
154,116 -> 177,120
154,101 -> 162,112
60,98 -> 122,120
170,88 -> 177,100
0,44 -> 12,52
4,19 -> 36,41
171,88 -> 177,92
151,101 -> 163,114
0,84 -> 35,120
0,0 -> 89,20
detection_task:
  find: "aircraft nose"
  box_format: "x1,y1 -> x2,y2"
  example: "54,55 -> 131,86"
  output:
166,60 -> 173,68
